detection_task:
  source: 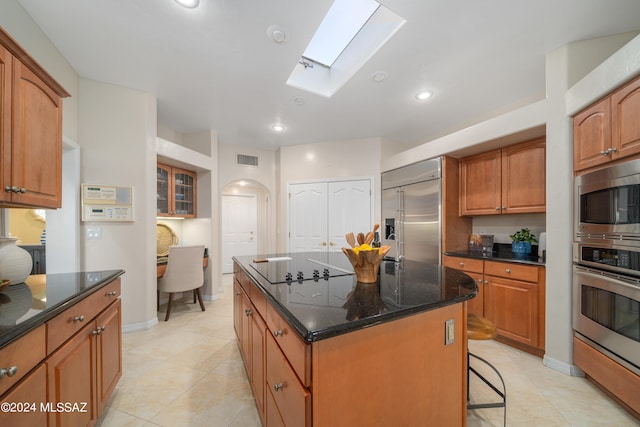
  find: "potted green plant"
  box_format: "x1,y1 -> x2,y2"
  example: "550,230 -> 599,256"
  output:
509,228 -> 537,256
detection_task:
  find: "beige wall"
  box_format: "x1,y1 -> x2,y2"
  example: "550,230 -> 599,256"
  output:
8,209 -> 45,244
277,137 -> 382,252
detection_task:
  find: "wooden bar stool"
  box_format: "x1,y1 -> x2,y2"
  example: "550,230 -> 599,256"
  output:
467,313 -> 506,426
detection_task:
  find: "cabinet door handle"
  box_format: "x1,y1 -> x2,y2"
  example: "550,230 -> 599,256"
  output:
273,329 -> 284,337
107,291 -> 117,297
0,366 -> 18,379
495,207 -> 501,211
244,308 -> 252,317
73,315 -> 85,323
273,383 -> 284,392
4,186 -> 10,193
484,280 -> 488,284
92,326 -> 106,336
458,262 -> 464,267
505,268 -> 511,274
476,279 -> 482,283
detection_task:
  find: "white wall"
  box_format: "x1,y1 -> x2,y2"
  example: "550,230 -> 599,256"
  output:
0,1 -> 79,142
277,137 -> 382,252
218,143 -> 277,255
79,79 -> 158,331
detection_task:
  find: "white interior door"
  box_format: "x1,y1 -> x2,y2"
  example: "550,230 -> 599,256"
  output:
289,182 -> 327,252
289,179 -> 372,253
328,180 -> 372,251
222,194 -> 257,273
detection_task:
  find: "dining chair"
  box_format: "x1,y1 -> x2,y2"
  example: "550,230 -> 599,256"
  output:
157,245 -> 205,321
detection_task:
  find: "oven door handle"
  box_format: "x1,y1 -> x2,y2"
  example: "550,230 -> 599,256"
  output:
574,265 -> 640,293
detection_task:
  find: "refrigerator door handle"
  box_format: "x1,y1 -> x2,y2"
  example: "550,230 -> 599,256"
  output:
398,190 -> 405,260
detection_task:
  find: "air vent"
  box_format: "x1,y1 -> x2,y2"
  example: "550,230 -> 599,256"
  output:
237,154 -> 259,167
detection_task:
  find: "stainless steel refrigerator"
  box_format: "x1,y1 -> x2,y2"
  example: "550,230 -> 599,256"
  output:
381,158 -> 441,264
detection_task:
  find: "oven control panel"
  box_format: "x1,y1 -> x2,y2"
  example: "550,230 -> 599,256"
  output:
580,246 -> 640,271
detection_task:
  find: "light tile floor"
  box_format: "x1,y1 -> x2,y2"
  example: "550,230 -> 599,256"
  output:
99,275 -> 640,426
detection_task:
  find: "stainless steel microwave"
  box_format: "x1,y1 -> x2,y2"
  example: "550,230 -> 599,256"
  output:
575,159 -> 640,243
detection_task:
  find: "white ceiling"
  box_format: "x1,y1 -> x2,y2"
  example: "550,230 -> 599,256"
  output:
17,0 -> 640,151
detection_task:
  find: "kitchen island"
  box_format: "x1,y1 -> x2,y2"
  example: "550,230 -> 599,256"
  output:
233,252 -> 476,426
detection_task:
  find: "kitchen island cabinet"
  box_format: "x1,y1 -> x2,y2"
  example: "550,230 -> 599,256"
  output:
233,253 -> 476,426
0,270 -> 124,427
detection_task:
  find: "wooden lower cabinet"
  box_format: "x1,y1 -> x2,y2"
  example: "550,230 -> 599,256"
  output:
573,336 -> 640,415
250,306 -> 267,419
0,364 -> 48,427
46,319 -> 99,427
46,299 -> 121,427
0,278 -> 122,427
443,256 -> 484,317
443,255 -> 545,353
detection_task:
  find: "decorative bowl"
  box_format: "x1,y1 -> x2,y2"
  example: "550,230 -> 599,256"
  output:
342,245 -> 390,283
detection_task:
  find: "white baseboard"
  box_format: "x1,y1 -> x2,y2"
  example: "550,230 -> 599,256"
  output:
122,317 -> 159,334
543,354 -> 585,377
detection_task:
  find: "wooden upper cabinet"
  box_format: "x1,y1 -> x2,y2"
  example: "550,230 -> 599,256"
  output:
574,75 -> 640,172
11,61 -> 63,208
501,138 -> 546,214
573,98 -> 611,171
460,138 -> 546,216
459,149 -> 502,215
157,163 -> 197,218
612,76 -> 640,159
0,27 -> 69,208
0,44 -> 12,205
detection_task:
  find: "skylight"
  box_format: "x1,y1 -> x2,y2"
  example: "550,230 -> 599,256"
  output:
302,0 -> 381,68
286,0 -> 406,98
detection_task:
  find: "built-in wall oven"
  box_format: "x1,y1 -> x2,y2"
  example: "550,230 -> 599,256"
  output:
574,159 -> 640,375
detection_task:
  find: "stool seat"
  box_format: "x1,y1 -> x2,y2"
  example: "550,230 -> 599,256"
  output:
467,313 -> 497,340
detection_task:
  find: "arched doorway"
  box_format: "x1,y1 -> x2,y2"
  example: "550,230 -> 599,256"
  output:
221,179 -> 270,273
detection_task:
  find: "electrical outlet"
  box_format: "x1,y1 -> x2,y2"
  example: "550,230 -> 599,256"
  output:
87,227 -> 102,240
445,319 -> 455,345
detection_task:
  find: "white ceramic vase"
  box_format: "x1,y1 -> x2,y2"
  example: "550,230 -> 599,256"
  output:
0,237 -> 33,285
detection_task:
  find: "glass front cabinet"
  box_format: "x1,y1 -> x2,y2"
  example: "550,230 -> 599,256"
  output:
157,163 -> 197,218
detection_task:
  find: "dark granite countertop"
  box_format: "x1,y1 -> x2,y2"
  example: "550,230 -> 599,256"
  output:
233,252 -> 476,343
0,270 -> 125,349
446,243 -> 545,266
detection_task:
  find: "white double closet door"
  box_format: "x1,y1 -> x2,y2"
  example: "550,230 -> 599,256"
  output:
289,179 -> 372,253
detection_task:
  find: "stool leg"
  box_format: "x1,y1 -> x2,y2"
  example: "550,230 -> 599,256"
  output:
467,351 -> 507,426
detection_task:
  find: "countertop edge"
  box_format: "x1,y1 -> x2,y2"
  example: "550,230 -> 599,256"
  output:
445,251 -> 546,266
233,257 -> 476,343
0,270 -> 125,350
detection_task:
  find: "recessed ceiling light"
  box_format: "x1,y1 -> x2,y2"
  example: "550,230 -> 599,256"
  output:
271,124 -> 286,132
372,71 -> 388,82
415,90 -> 433,101
267,25 -> 287,44
175,0 -> 199,8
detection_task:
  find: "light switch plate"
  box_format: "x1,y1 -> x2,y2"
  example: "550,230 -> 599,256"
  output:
87,227 -> 102,240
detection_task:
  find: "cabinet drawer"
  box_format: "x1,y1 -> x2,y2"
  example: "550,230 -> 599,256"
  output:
0,363 -> 48,427
266,334 -> 310,427
443,256 -> 484,274
484,261 -> 538,282
250,282 -> 267,319
0,324 -> 46,396
47,278 -> 121,354
266,304 -> 311,387
234,268 -> 252,295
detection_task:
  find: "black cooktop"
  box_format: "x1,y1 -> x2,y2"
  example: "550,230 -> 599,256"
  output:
249,252 -> 354,284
